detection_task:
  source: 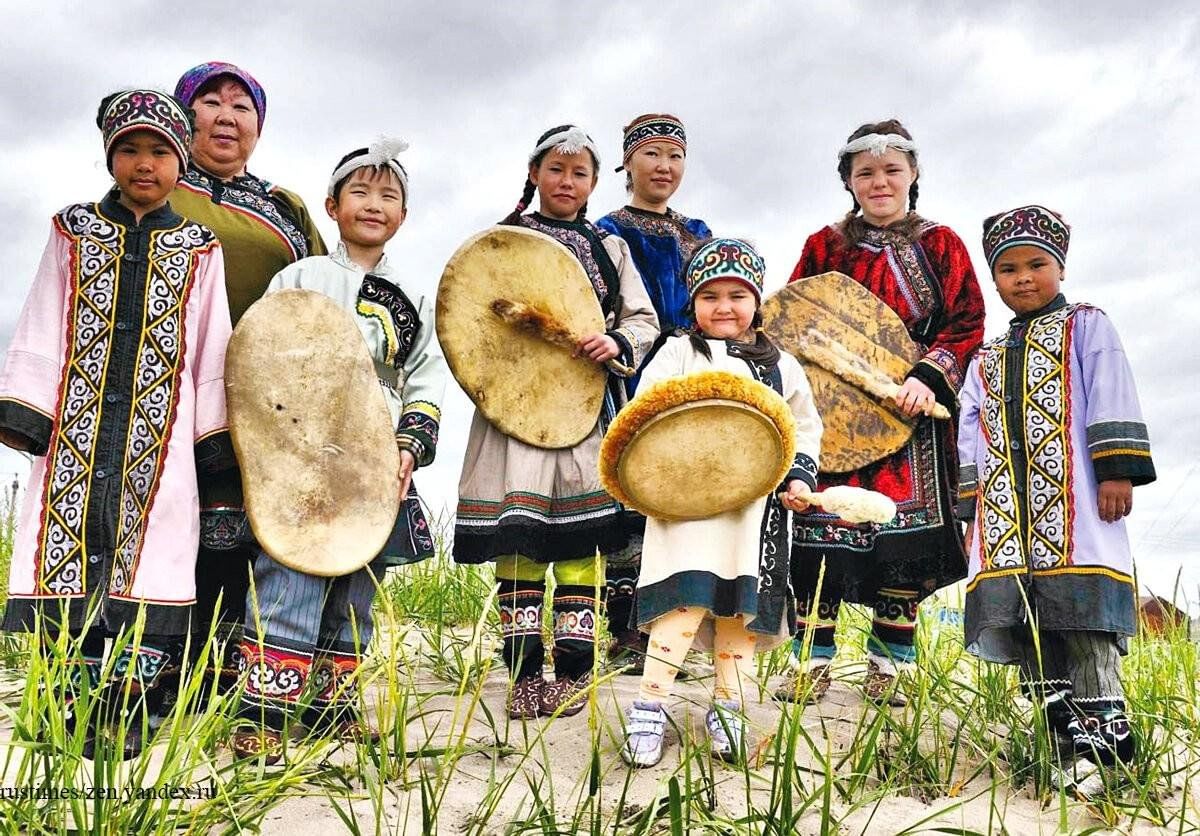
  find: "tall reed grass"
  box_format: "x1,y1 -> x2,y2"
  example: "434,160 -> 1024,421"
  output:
0,511 -> 1195,833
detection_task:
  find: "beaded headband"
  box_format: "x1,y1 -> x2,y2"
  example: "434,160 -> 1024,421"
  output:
328,136 -> 410,201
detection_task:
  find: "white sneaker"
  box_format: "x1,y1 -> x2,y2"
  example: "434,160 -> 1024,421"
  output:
706,699 -> 746,762
620,700 -> 667,767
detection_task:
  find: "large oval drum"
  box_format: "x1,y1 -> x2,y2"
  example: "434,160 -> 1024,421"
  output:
226,289 -> 400,577
762,272 -> 921,473
600,371 -> 796,521
437,226 -> 608,449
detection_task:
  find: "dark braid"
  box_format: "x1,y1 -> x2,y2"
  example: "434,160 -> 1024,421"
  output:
502,178 -> 538,225
908,179 -> 920,211
501,123 -> 599,224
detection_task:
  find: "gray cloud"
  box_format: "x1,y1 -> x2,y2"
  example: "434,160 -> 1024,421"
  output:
1,1 -> 1197,596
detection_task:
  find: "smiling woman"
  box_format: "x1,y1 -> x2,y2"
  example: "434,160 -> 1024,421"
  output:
165,61 -> 328,697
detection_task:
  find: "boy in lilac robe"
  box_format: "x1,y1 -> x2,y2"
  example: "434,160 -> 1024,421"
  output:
958,205 -> 1156,778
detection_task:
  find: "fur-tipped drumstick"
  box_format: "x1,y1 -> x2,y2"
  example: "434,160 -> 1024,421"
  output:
779,485 -> 897,524
796,327 -> 951,420
490,298 -> 637,377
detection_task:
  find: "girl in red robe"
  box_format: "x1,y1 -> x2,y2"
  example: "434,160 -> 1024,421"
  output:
779,119 -> 985,705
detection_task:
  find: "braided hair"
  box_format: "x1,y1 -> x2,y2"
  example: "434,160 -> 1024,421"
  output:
836,118 -> 923,247
501,124 -> 600,225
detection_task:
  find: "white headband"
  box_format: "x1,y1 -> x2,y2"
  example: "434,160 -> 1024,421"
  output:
838,132 -> 918,159
327,136 -> 410,199
528,126 -> 601,167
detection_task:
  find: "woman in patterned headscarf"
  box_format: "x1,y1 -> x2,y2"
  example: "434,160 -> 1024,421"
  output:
170,62 -> 327,692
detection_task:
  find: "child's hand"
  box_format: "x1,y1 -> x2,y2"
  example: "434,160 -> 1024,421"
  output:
1097,479 -> 1133,523
780,480 -> 814,512
894,377 -> 937,418
576,333 -> 619,364
398,449 -> 416,501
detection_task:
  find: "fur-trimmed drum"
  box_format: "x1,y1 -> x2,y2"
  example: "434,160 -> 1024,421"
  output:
600,370 -> 796,521
225,289 -> 400,577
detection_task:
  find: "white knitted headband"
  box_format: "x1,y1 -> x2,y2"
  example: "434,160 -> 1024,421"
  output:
528,126 -> 601,168
838,132 -> 918,160
328,136 -> 410,199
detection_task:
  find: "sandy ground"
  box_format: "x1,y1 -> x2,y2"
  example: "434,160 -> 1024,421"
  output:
2,655 -> 1193,835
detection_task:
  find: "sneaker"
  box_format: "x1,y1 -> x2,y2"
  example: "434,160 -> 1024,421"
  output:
506,676 -> 544,720
863,660 -> 907,707
773,663 -> 832,704
620,700 -> 667,767
705,699 -> 746,763
539,672 -> 591,718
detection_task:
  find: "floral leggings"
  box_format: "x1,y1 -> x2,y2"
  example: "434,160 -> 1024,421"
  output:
638,606 -> 757,703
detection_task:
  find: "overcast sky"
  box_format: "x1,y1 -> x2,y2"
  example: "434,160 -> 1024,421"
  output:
1,1 -> 1196,602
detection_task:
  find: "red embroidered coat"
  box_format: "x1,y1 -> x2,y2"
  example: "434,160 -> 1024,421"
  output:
789,218 -> 985,603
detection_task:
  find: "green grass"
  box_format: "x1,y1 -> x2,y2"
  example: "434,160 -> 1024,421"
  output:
0,512 -> 1196,834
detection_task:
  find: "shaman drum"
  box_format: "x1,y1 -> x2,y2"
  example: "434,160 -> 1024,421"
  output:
762,272 -> 922,473
436,226 -> 608,449
225,289 -> 400,577
599,370 -> 796,521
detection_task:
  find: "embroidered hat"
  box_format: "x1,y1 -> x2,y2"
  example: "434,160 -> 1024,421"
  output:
685,238 -> 765,300
174,61 -> 267,134
328,136 -> 410,201
97,89 -> 192,172
616,113 -> 687,172
981,204 -> 1071,269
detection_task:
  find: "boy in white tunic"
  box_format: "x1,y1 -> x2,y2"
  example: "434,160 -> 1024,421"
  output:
619,238 -> 823,767
232,139 -> 446,762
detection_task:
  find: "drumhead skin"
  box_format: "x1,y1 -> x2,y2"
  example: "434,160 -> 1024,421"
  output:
600,370 -> 796,521
762,271 -> 920,473
437,226 -> 608,449
226,289 -> 400,577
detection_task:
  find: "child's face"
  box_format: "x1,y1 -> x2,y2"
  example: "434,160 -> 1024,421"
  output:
529,149 -> 597,221
992,244 -> 1064,316
847,148 -> 915,227
110,130 -> 180,212
627,141 -> 684,205
693,279 -> 757,342
325,167 -> 407,251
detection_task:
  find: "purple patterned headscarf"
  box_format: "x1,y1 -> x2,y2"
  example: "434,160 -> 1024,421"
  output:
97,89 -> 192,172
173,62 -> 266,134
982,205 -> 1071,270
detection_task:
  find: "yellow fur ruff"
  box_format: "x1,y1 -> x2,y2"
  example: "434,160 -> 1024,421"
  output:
599,370 -> 797,511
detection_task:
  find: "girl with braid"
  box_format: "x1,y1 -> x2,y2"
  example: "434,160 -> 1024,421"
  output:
779,119 -> 985,706
453,126 -> 659,720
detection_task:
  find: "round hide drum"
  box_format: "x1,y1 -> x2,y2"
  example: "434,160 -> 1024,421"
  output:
599,371 -> 796,521
762,272 -> 921,474
437,226 -> 607,449
226,289 -> 400,577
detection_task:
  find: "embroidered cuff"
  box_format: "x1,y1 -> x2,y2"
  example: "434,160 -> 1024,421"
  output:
908,358 -> 957,412
780,452 -> 818,492
0,397 -> 53,455
396,401 -> 440,467
200,505 -> 248,551
1088,420 -> 1156,486
607,328 -> 636,376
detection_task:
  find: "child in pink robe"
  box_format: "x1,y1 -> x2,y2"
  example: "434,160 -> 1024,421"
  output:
0,89 -> 234,758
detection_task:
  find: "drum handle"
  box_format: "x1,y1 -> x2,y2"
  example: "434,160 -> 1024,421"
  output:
797,328 -> 950,420
491,298 -> 635,376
